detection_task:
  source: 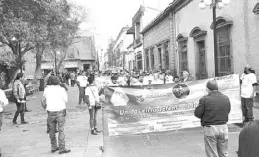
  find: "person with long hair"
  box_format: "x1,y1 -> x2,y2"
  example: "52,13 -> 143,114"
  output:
12,73 -> 28,124
84,74 -> 102,135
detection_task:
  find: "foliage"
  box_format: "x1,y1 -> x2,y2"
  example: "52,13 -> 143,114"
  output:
0,0 -> 86,83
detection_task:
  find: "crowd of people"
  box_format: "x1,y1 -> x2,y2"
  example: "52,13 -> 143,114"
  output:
0,64 -> 258,156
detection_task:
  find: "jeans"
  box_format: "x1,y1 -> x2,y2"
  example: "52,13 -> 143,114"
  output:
88,107 -> 98,130
71,80 -> 75,86
79,87 -> 86,104
241,97 -> 254,121
47,110 -> 66,151
13,100 -> 25,123
204,124 -> 228,157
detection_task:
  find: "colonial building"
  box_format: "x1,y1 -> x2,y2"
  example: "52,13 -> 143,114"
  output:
125,43 -> 134,71
112,26 -> 133,69
141,0 -> 259,79
42,36 -> 97,73
127,5 -> 162,71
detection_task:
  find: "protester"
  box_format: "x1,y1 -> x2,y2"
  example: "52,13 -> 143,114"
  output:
42,76 -> 70,154
0,88 -> 8,157
12,73 -> 28,124
165,73 -> 174,84
0,88 -> 8,129
237,120 -> 259,157
240,64 -> 257,123
174,76 -> 180,83
70,72 -> 76,87
194,80 -> 231,157
76,71 -> 88,105
84,74 -> 102,135
181,71 -> 192,82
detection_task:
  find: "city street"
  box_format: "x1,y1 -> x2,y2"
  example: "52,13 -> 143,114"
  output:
1,83 -> 259,157
0,86 -> 103,157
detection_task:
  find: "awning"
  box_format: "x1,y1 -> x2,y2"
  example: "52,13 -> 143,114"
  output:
41,62 -> 54,70
126,26 -> 135,34
64,61 -> 78,68
253,3 -> 259,14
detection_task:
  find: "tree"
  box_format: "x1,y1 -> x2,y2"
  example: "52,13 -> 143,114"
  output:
0,0 -> 47,84
33,0 -> 86,78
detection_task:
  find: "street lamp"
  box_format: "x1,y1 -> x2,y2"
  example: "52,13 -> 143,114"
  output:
11,37 -> 22,73
199,0 -> 230,77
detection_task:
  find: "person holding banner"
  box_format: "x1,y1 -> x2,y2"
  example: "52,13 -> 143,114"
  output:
194,80 -> 231,157
240,64 -> 257,123
84,74 -> 102,135
181,71 -> 192,82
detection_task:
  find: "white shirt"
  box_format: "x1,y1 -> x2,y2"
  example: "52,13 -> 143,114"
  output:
0,89 -> 9,112
43,85 -> 68,111
77,75 -> 88,87
85,85 -> 100,106
241,73 -> 257,98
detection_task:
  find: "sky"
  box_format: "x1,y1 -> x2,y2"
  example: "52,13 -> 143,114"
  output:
70,0 -> 172,50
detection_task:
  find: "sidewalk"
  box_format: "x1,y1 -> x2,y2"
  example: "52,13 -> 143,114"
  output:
0,86 -> 103,157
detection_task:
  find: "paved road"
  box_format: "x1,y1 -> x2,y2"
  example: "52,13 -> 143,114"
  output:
0,86 -> 103,157
1,80 -> 259,157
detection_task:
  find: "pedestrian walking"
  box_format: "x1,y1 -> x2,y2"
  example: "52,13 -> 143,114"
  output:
240,64 -> 257,123
0,88 -> 8,157
76,71 -> 88,105
42,76 -> 71,154
194,80 -> 231,157
12,73 -> 28,124
84,74 -> 102,135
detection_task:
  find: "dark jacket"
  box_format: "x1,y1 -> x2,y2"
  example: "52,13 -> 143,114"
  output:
194,91 -> 231,127
237,120 -> 259,157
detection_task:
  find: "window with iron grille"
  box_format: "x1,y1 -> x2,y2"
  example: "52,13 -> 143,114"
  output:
164,42 -> 169,70
179,41 -> 188,72
150,47 -> 154,71
217,27 -> 231,76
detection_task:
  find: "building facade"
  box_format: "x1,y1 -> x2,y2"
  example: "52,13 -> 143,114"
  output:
112,27 -> 133,69
142,0 -> 259,79
127,5 -> 162,71
42,36 -> 97,73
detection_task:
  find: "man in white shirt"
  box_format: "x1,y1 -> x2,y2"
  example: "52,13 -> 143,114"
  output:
0,89 -> 8,157
0,88 -> 8,130
76,71 -> 88,105
240,64 -> 257,122
42,76 -> 70,154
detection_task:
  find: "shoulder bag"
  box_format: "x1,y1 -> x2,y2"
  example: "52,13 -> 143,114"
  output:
89,86 -> 101,110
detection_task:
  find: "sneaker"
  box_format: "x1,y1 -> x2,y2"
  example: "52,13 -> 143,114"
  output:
95,128 -> 102,133
13,121 -> 17,125
59,149 -> 71,154
91,129 -> 98,135
51,147 -> 59,153
21,121 -> 29,124
25,109 -> 31,112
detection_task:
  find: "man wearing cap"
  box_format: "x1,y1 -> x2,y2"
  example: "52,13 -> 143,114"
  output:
194,80 -> 231,157
240,64 -> 257,123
